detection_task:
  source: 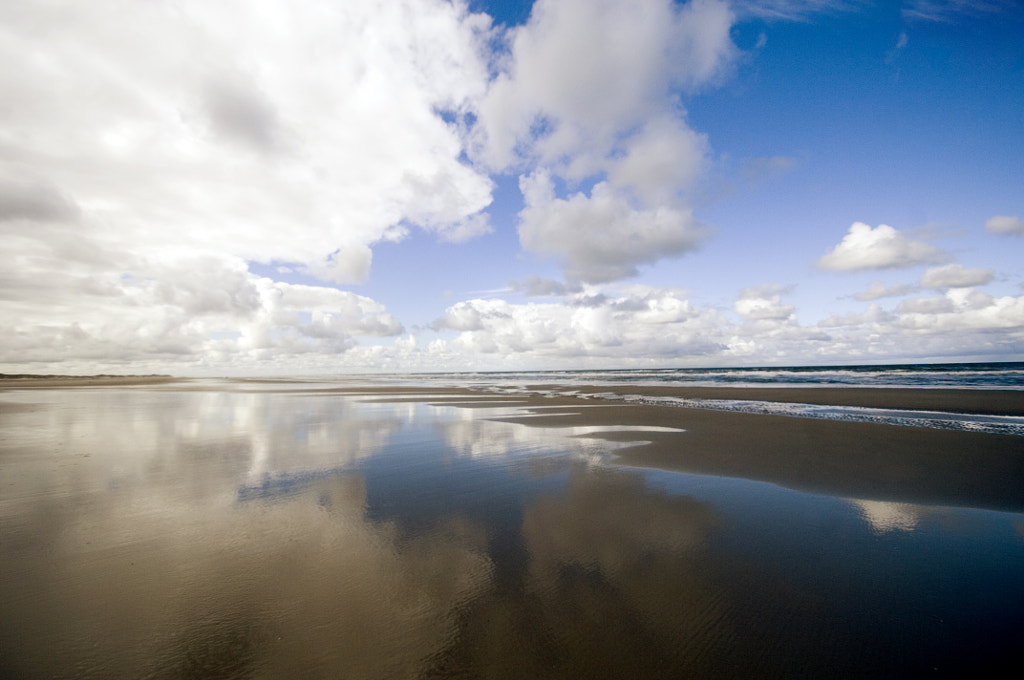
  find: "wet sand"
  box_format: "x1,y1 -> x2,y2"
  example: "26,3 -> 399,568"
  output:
489,399 -> 1024,512
345,382 -> 1024,512
2,380 -> 1022,678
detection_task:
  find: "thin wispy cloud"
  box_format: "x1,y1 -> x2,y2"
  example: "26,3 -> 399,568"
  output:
731,0 -> 870,21
986,215 -> 1024,236
901,0 -> 1020,22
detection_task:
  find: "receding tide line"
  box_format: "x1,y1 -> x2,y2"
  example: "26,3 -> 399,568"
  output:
529,390 -> 1024,437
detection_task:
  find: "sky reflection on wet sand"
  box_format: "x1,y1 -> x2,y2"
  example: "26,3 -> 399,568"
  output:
1,384 -> 1022,679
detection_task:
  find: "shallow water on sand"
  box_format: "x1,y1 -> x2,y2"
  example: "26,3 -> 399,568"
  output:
1,384 -> 1022,679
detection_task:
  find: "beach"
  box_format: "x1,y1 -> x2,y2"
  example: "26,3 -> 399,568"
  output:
259,379 -> 1024,511
1,376 -> 1022,678
470,384 -> 1024,511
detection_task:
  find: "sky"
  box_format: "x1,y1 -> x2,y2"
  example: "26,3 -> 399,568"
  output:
1,0 -> 1022,376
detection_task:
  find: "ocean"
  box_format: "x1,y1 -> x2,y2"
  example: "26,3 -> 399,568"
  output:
394,360 -> 1024,389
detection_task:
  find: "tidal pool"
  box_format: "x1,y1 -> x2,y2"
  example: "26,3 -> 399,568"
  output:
1,383 -> 1022,679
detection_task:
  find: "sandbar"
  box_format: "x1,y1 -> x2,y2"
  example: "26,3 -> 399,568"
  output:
471,387 -> 1024,513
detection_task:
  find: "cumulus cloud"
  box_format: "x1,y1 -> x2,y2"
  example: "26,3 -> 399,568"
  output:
0,0 -> 501,371
473,0 -> 736,171
0,177 -> 81,223
985,215 -> 1024,235
919,264 -> 994,289
204,76 -> 283,154
434,287 -> 727,363
819,303 -> 893,328
0,0 -> 494,285
606,116 -> 710,205
816,222 -> 949,271
518,171 -> 712,283
0,251 -> 404,370
470,0 -> 734,285
816,287 -> 1023,359
896,296 -> 956,315
0,0 -> 746,374
509,276 -> 583,297
421,278 -> 1024,370
734,284 -> 796,321
854,281 -> 915,301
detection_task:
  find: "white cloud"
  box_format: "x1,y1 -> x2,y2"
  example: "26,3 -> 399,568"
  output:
470,0 -> 732,285
854,281 -> 915,301
732,0 -> 869,21
0,0 -> 504,372
819,303 -> 893,328
509,276 -> 583,297
896,296 -> 956,315
458,277 -> 1024,367
204,76 -> 283,154
607,116 -> 710,205
473,0 -> 736,171
0,0 -> 494,286
734,284 -> 796,321
816,222 -> 949,271
434,288 -> 727,363
893,291 -> 1024,334
902,0 -> 1020,22
919,264 -> 994,289
985,215 -> 1024,235
518,171 -> 712,284
0,251 -> 405,370
0,177 -> 81,222
425,282 -> 1024,370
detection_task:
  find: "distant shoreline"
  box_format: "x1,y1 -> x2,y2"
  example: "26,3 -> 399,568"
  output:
525,384 -> 1024,417
0,374 -> 181,388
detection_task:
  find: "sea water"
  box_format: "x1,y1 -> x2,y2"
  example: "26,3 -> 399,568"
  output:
384,360 -> 1024,389
368,361 -> 1024,436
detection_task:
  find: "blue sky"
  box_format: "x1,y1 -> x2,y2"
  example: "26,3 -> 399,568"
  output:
1,0 -> 1022,375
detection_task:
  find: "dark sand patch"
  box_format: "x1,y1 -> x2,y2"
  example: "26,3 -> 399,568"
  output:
247,383 -> 1024,512
481,394 -> 1024,513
